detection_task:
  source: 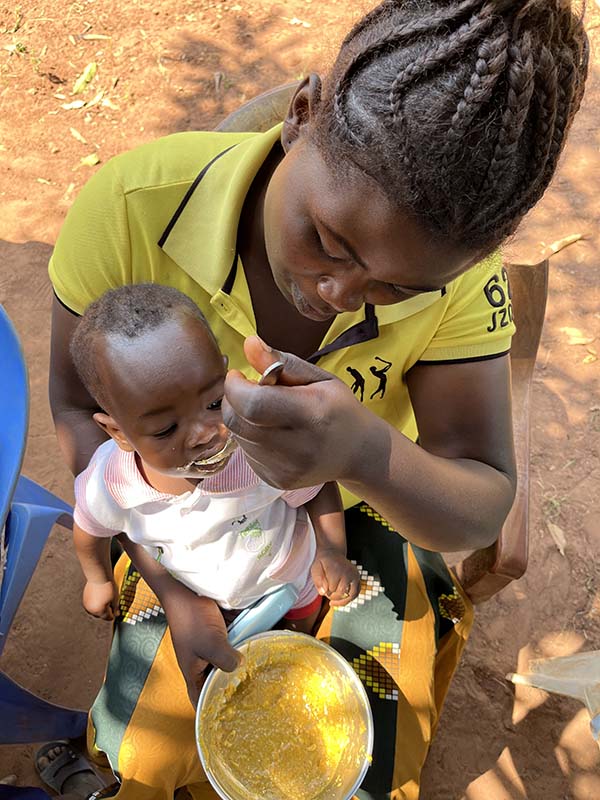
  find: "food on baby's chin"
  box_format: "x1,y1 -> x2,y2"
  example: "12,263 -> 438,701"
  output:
199,637 -> 369,800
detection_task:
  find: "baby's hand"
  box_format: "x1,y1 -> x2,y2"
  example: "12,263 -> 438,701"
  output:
83,580 -> 119,621
311,548 -> 360,607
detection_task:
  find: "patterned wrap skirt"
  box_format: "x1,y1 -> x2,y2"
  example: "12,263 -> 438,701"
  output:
87,503 -> 473,800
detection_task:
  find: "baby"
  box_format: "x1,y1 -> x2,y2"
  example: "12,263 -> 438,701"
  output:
70,284 -> 359,658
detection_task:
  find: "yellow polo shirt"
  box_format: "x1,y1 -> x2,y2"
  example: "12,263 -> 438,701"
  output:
49,124 -> 515,507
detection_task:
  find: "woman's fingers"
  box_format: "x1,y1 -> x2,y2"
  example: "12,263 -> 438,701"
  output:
223,351 -> 337,434
243,336 -> 334,388
223,336 -> 370,488
223,371 -> 293,429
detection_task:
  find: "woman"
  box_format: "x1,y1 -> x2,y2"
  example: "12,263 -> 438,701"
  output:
44,1 -> 587,797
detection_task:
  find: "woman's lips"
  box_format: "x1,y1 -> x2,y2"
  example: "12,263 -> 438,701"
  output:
290,283 -> 336,322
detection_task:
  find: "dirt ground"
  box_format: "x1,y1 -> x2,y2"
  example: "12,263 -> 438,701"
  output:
0,1 -> 599,797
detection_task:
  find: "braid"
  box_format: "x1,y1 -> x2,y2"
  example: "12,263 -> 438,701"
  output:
443,28 -> 509,157
474,34 -> 536,211
472,44 -> 558,241
389,10 -> 496,114
313,0 -> 589,252
439,23 -> 509,227
339,0 -> 395,50
332,0 -> 485,142
387,5 -> 499,204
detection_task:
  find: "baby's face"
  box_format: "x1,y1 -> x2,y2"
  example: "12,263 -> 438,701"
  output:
98,314 -> 233,479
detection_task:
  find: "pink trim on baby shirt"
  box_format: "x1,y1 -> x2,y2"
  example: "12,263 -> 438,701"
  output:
74,442 -> 322,537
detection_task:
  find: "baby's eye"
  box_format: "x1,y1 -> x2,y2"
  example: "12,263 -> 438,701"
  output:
207,398 -> 223,411
152,424 -> 177,439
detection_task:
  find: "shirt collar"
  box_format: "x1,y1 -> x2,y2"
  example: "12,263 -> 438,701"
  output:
158,125 -> 283,297
106,447 -> 174,509
157,122 -> 445,357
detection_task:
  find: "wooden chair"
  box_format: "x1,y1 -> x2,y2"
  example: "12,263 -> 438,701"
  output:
217,85 -> 549,605
453,260 -> 548,602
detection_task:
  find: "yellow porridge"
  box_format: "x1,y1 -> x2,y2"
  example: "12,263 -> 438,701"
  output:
198,635 -> 371,800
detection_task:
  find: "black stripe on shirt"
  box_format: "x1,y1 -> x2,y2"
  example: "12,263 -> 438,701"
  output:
54,291 -> 81,316
158,144 -> 238,249
416,349 -> 510,366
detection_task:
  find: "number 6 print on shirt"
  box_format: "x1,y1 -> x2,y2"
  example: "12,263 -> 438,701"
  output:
484,267 -> 513,332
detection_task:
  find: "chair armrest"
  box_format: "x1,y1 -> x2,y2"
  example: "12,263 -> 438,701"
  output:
216,82 -> 299,133
453,360 -> 531,603
454,260 -> 549,604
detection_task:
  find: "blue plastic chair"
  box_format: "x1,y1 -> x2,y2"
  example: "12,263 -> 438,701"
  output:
0,304 -> 86,743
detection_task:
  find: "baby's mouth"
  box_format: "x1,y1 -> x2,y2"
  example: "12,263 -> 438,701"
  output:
177,436 -> 238,472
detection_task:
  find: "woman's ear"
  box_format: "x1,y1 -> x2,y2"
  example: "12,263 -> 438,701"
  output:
93,411 -> 135,452
281,73 -> 322,153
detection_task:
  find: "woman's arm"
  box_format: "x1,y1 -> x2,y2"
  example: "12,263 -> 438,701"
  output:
49,296 -> 108,476
222,337 -> 516,553
347,355 -> 516,551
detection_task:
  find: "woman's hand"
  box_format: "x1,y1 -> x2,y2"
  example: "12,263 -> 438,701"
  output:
222,336 -> 374,489
224,337 -> 516,552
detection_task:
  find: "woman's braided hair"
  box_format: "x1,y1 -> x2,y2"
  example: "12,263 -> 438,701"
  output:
312,0 -> 588,251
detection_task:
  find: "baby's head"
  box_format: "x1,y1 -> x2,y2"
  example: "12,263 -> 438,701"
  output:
71,284 -> 234,480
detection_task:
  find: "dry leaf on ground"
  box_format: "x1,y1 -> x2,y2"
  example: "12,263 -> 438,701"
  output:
69,127 -> 87,144
558,326 -> 596,346
72,62 -> 98,94
547,522 -> 567,556
79,153 -> 100,167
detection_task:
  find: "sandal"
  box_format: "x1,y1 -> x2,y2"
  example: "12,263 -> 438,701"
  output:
35,741 -> 106,797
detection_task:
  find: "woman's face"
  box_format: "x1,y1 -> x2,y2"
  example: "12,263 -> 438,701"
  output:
263,135 -> 480,322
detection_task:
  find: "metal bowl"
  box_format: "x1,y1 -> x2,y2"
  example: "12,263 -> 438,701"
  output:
196,630 -> 373,800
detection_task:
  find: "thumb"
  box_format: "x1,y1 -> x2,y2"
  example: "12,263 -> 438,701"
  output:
209,638 -> 243,673
202,617 -> 242,672
243,335 -> 334,388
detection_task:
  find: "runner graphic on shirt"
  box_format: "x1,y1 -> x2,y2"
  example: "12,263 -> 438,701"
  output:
369,357 -> 392,400
346,366 -> 365,402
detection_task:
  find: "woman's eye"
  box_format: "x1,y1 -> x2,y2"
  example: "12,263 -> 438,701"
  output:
207,398 -> 223,411
152,424 -> 177,439
314,229 -> 347,262
388,284 -> 423,299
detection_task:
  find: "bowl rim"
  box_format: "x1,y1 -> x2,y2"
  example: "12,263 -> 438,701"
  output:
195,629 -> 374,800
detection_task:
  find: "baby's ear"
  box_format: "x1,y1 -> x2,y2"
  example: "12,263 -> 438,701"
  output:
93,412 -> 135,452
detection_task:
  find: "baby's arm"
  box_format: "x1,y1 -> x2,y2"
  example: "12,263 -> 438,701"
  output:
73,522 -> 118,620
305,483 -> 360,606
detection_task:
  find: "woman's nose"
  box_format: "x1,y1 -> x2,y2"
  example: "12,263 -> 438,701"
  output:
316,273 -> 365,313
